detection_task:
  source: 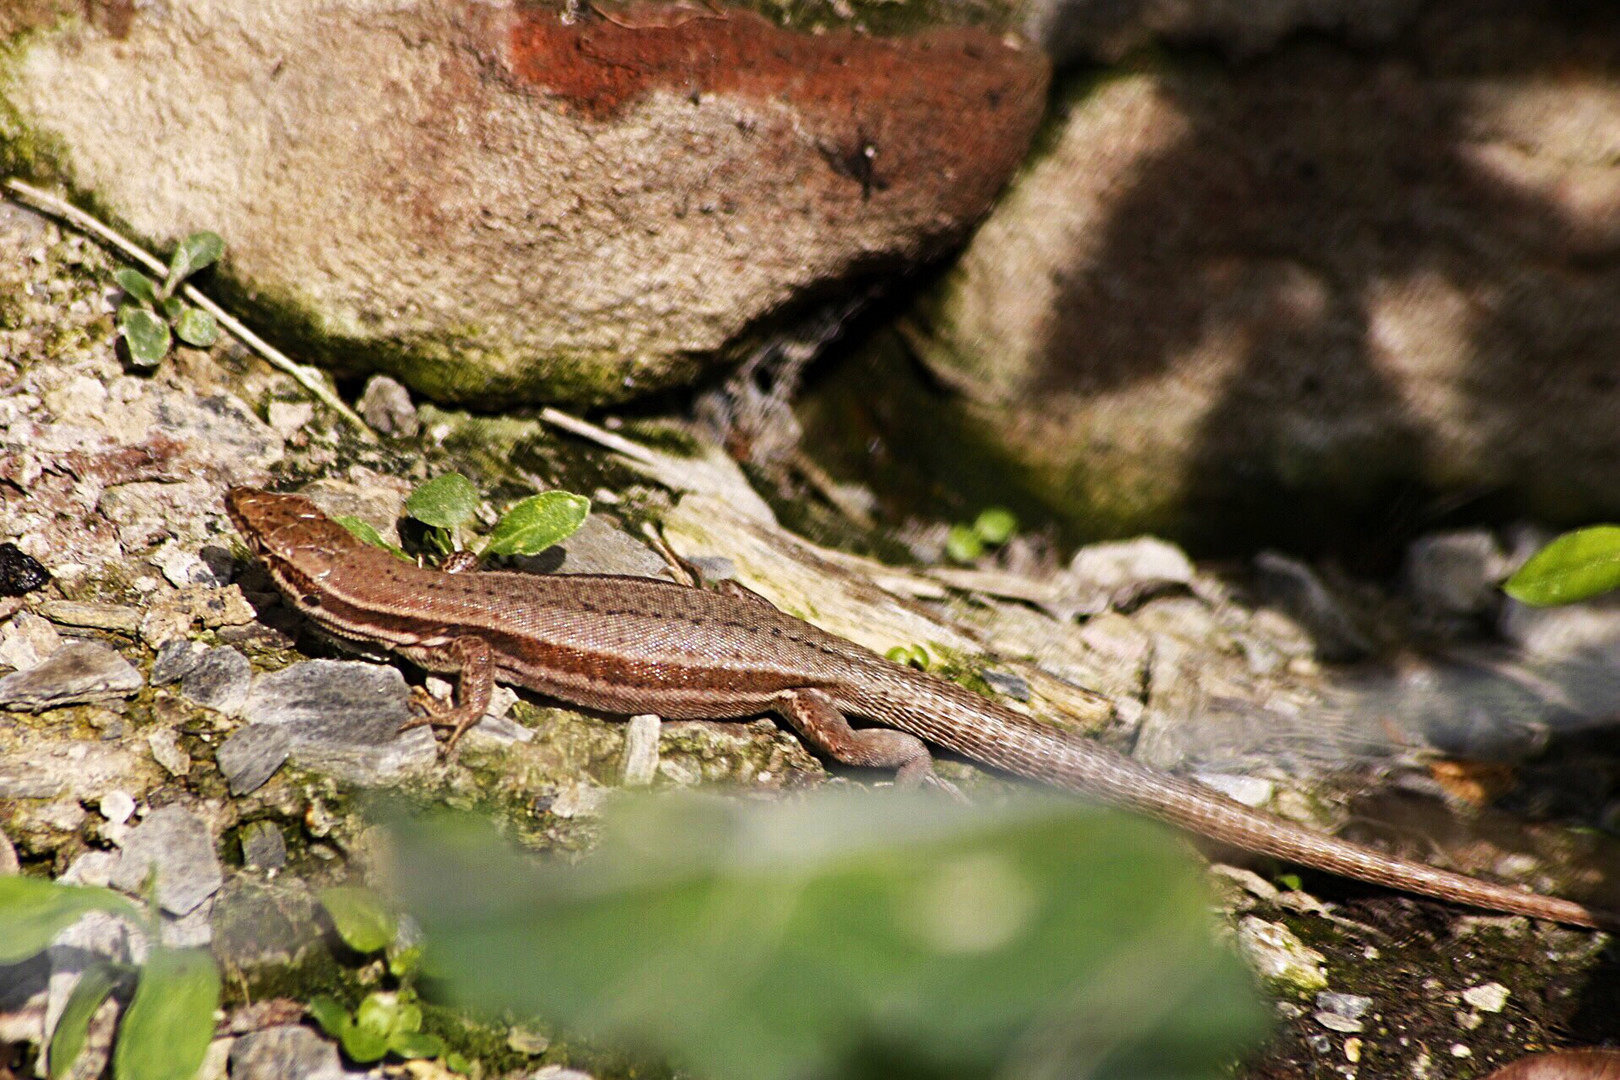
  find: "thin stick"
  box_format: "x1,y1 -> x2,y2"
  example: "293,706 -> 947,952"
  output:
3,177 -> 377,442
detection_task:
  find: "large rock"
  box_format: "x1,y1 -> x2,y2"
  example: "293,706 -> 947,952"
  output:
896,2 -> 1620,546
1,0 -> 1047,405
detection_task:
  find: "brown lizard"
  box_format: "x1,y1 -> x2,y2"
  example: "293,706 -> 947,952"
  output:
225,486 -> 1617,929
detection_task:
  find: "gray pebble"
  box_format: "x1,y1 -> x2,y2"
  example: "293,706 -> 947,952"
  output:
0,641 -> 143,710
620,714 -> 661,787
215,724 -> 293,796
241,821 -> 287,872
180,646 -> 252,714
356,374 -> 419,437
223,661 -> 436,792
981,669 -> 1031,701
1405,530 -> 1506,617
1253,552 -> 1372,662
229,1025 -> 347,1080
109,805 -> 224,917
151,638 -> 209,685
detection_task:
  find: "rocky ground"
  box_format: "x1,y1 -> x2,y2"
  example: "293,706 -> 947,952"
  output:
3,187 -> 1620,1080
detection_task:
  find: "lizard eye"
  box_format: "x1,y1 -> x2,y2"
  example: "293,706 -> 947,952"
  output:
302,594 -> 321,607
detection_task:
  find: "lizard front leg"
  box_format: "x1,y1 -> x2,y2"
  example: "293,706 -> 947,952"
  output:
398,635 -> 494,754
774,688 -> 963,798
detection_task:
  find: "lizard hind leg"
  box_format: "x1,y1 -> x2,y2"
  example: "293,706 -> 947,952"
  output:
775,688 -> 965,800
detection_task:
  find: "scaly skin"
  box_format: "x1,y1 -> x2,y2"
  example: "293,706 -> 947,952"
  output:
226,487 -> 1617,929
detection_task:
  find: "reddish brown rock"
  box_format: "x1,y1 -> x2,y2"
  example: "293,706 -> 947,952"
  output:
1,1 -> 1047,405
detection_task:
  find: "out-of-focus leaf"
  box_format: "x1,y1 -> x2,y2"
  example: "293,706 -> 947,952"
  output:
320,886 -> 397,954
482,491 -> 590,557
974,508 -> 1018,546
405,474 -> 479,530
0,876 -> 143,965
388,1030 -> 444,1060
945,523 -> 983,563
162,231 -> 224,294
307,996 -> 350,1040
396,792 -> 1266,1080
116,305 -> 170,368
48,962 -> 120,1080
1504,526 -> 1620,607
112,947 -> 220,1080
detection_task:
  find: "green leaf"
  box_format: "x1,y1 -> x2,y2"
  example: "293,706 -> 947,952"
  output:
113,268 -> 158,305
1504,526 -> 1620,607
355,992 -> 402,1037
159,295 -> 186,322
117,305 -> 171,368
49,962 -> 120,1080
388,1030 -> 445,1060
112,947 -> 220,1080
162,231 -> 224,295
307,996 -> 351,1040
396,793 -> 1266,1080
173,307 -> 219,348
0,876 -> 144,965
945,523 -> 983,563
482,491 -> 591,557
973,507 -> 1018,546
340,1022 -> 390,1064
405,474 -> 480,530
334,516 -> 408,560
320,886 -> 398,954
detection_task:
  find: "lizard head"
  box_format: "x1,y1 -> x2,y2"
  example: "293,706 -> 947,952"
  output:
224,487 -> 360,591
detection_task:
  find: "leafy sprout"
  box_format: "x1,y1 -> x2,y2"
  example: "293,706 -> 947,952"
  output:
1504,525 -> 1620,607
113,231 -> 224,368
345,474 -> 591,566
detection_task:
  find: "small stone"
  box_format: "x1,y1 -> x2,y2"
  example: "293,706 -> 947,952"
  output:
1314,1011 -> 1363,1034
33,600 -> 142,633
1406,531 -> 1507,617
532,1068 -> 596,1080
151,638 -> 208,685
241,821 -> 288,872
110,805 -> 224,917
0,610 -> 63,670
1234,916 -> 1328,992
215,724 -> 294,796
61,850 -> 120,888
357,375 -> 420,437
1253,552 -> 1372,662
549,784 -> 607,819
1462,982 -> 1509,1013
0,641 -> 142,711
0,826 -> 17,875
1315,993 -> 1372,1021
620,713 -> 661,786
153,542 -> 229,589
147,727 -> 193,777
230,660 -> 436,789
266,401 -> 315,439
1069,536 -> 1194,589
228,1025 -> 345,1080
1194,773 -> 1274,808
981,669 -> 1031,701
99,791 -> 136,825
180,646 -> 253,715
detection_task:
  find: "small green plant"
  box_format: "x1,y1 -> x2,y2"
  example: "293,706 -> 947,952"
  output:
0,876 -> 221,1080
335,473 -> 591,565
1504,525 -> 1620,607
945,507 -> 1019,564
113,231 -> 224,368
310,886 -> 446,1065
884,642 -> 933,670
